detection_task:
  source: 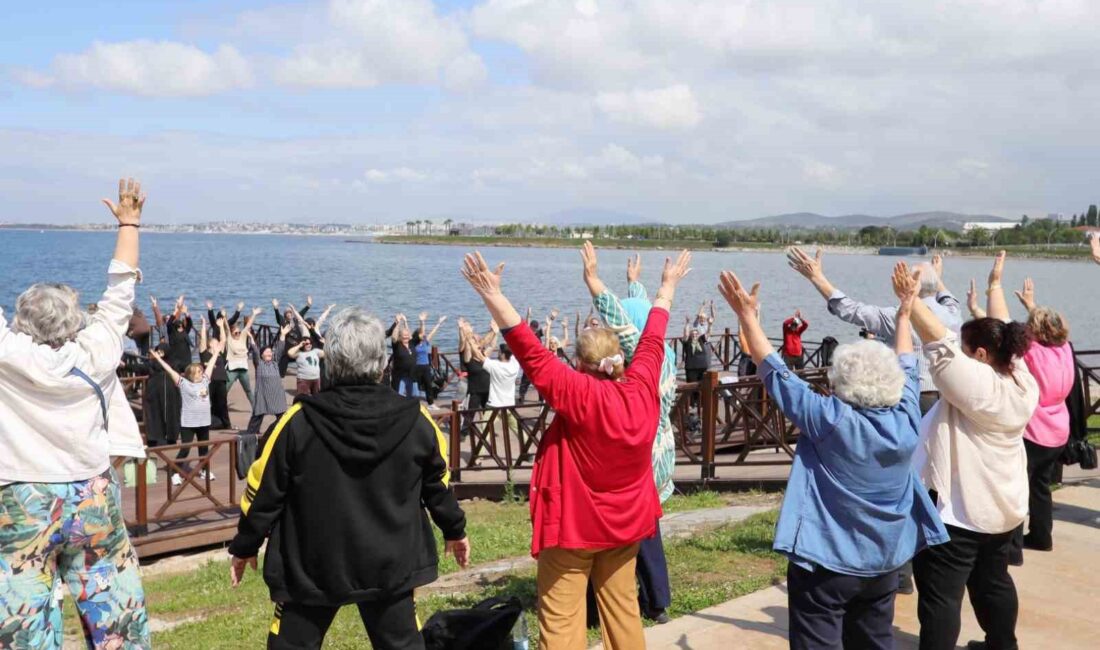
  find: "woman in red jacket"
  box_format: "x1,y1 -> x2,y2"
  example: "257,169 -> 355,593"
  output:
461,248 -> 691,650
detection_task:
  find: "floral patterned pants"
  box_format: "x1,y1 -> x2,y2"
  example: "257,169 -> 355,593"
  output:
0,471 -> 150,649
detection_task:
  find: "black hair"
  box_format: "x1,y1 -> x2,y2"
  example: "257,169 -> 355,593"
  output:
960,318 -> 1031,375
499,343 -> 513,360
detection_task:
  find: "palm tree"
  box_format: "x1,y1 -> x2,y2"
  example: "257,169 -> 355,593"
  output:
443,218 -> 453,235
424,219 -> 433,236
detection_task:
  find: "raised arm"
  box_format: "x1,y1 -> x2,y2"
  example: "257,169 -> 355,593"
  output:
272,299 -> 285,327
985,250 -> 1010,322
102,177 -> 142,269
203,339 -> 222,376
199,316 -> 208,353
896,262 -> 948,345
1091,234 -> 1100,266
623,251 -> 691,391
787,247 -> 838,300
150,296 -> 164,329
706,300 -> 716,336
1013,277 -> 1036,315
299,296 -> 312,317
314,304 -> 335,332
720,271 -> 840,441
229,302 -> 243,327
891,263 -> 918,356
966,279 -> 987,319
150,349 -> 181,385
426,316 -> 447,343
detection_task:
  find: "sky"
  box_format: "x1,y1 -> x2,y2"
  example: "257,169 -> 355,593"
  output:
1,0 -> 1098,225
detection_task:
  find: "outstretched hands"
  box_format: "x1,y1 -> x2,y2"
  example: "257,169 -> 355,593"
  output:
461,252 -> 505,297
626,253 -> 641,284
890,262 -> 921,313
787,247 -> 824,281
718,271 -> 760,319
580,241 -> 606,297
659,250 -> 692,290
1014,277 -> 1036,312
988,250 -> 1006,286
102,178 -> 145,226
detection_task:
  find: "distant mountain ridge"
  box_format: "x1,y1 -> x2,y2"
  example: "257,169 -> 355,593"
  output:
716,211 -> 1009,231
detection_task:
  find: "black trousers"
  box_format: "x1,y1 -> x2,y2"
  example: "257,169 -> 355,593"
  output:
210,379 -> 230,429
175,426 -> 210,473
268,593 -> 423,650
636,523 -> 671,615
913,524 -> 1018,650
1022,439 -> 1065,549
787,563 -> 897,650
685,368 -> 705,406
783,353 -> 805,370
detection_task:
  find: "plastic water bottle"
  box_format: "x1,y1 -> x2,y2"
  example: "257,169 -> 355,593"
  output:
511,614 -> 529,650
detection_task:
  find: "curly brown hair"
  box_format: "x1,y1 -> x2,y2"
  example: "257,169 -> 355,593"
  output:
1026,307 -> 1069,347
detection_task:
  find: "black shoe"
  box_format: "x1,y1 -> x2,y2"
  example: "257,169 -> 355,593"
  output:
897,574 -> 914,595
644,610 -> 670,624
1022,534 -> 1053,552
966,641 -> 987,650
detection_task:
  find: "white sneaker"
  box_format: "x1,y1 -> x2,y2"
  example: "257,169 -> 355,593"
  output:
200,469 -> 217,481
171,473 -> 182,486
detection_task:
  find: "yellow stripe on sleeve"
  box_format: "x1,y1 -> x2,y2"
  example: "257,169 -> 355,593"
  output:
421,405 -> 451,487
241,403 -> 302,515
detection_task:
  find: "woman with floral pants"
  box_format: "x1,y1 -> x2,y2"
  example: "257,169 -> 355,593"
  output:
0,179 -> 151,649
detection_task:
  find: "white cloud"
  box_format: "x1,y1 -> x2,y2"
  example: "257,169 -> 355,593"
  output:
363,167 -> 429,184
595,85 -> 701,129
21,40 -> 252,97
274,0 -> 486,90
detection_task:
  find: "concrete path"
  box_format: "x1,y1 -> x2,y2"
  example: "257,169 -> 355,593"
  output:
599,478 -> 1100,649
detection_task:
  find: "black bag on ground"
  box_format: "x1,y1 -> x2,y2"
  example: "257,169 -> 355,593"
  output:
236,432 -> 259,480
420,596 -> 522,650
1060,342 -> 1097,470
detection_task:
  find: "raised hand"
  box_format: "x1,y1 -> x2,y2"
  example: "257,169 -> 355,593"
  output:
101,178 -> 145,226
272,298 -> 280,308
988,250 -> 1006,286
891,262 -> 921,313
252,307 -> 263,317
418,312 -> 429,322
660,250 -> 693,289
1091,234 -> 1100,265
967,279 -> 982,316
437,315 -> 448,324
931,254 -> 944,281
718,271 -> 760,319
236,301 -> 244,312
581,241 -> 599,281
627,253 -> 641,284
787,247 -> 824,280
149,296 -> 158,307
1014,277 -> 1036,312
549,308 -> 559,321
306,295 -> 313,306
460,252 -> 505,297
205,299 -> 214,310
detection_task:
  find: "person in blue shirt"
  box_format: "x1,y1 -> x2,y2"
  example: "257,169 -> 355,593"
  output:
718,267 -> 948,650
414,312 -> 446,403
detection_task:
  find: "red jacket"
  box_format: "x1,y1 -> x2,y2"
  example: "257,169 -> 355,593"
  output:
504,308 -> 668,557
781,317 -> 808,356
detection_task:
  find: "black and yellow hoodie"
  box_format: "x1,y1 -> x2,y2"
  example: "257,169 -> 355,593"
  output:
228,383 -> 466,606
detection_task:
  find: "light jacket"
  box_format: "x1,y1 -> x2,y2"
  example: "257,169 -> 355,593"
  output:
0,260 -> 146,484
915,333 -> 1039,534
764,352 -> 948,576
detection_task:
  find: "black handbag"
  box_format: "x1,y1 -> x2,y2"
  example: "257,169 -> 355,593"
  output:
236,432 -> 259,480
421,596 -> 522,650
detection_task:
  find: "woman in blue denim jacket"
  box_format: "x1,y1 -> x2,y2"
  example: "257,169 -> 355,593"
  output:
718,267 -> 948,650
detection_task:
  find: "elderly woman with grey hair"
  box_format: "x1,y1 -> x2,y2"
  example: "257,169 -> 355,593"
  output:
0,179 -> 150,648
719,266 -> 948,650
228,307 -> 469,649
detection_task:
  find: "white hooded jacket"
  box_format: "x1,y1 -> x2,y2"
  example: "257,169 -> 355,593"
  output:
0,260 -> 146,484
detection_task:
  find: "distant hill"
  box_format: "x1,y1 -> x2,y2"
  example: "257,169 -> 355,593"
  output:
716,211 -> 1009,232
538,208 -> 646,227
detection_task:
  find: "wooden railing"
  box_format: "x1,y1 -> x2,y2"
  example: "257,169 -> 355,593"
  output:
1074,349 -> 1100,437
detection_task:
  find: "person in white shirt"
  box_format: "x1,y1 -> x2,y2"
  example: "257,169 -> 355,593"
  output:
484,342 -> 522,436
0,179 -> 151,648
897,255 -> 1039,650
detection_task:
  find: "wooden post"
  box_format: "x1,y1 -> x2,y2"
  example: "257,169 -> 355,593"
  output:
134,459 -> 149,536
449,400 -> 462,483
229,439 -> 238,506
701,370 -> 718,479
723,327 -> 732,370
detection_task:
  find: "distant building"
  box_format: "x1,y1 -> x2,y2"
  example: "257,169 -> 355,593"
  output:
961,221 -> 1019,233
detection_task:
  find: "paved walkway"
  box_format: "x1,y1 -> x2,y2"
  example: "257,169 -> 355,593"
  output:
598,478 -> 1100,649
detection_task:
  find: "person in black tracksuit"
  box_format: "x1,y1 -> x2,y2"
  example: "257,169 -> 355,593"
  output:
227,327 -> 469,650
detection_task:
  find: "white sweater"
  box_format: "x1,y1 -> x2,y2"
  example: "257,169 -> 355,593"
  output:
0,260 -> 147,484
915,333 -> 1039,534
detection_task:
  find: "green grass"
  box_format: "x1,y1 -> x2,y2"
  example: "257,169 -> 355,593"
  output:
1087,415 -> 1100,447
142,506 -> 783,649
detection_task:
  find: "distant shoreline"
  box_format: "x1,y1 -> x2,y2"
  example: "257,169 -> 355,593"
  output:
375,235 -> 1094,261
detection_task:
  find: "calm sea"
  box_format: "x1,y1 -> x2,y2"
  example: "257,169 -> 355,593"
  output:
1,230 -> 1096,349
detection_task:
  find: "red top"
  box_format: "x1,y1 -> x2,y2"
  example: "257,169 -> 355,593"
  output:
781,317 -> 808,356
504,307 -> 669,557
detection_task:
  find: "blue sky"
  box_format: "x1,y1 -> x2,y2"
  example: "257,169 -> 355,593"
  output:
2,0 -> 1099,224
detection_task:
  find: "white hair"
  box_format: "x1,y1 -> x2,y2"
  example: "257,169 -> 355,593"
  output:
324,308 -> 387,384
915,263 -> 939,298
12,283 -> 85,349
827,340 -> 906,409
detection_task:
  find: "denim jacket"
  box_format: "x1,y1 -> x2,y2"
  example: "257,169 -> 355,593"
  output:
762,352 -> 948,576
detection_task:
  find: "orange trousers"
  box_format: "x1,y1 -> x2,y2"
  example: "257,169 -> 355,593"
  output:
536,544 -> 644,650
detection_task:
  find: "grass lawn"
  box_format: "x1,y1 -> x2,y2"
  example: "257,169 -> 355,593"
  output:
80,493 -> 781,648
1088,415 -> 1100,447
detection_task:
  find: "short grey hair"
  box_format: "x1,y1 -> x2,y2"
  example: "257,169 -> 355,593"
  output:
828,340 -> 906,409
324,308 -> 386,385
12,283 -> 85,349
915,263 -> 939,298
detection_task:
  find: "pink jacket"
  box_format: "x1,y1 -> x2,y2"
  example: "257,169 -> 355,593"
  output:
1021,341 -> 1074,448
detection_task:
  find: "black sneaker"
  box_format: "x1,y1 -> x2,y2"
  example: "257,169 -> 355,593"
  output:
966,642 -> 987,650
644,610 -> 671,625
1022,534 -> 1053,552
